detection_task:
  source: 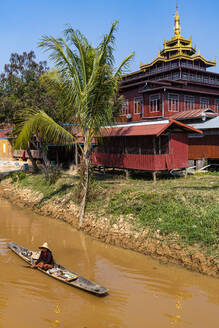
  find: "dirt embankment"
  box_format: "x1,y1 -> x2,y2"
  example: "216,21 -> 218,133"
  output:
0,179 -> 218,278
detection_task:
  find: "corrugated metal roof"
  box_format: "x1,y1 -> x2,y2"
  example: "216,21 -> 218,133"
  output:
0,129 -> 13,139
189,116 -> 219,130
100,120 -> 202,137
76,120 -> 202,139
169,109 -> 218,120
102,123 -> 168,137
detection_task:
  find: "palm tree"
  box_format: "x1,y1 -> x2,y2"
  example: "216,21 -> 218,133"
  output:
15,20 -> 134,227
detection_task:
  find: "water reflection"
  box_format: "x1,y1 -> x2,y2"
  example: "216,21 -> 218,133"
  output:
0,197 -> 219,328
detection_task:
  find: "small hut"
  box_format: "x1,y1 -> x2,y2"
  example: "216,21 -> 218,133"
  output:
91,120 -> 202,174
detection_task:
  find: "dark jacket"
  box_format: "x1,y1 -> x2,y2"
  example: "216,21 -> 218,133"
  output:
36,249 -> 54,265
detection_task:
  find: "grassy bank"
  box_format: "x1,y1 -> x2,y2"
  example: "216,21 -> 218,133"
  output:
3,170 -> 219,260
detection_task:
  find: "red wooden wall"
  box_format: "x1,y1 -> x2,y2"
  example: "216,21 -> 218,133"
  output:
188,135 -> 219,160
118,89 -> 219,123
91,133 -> 188,171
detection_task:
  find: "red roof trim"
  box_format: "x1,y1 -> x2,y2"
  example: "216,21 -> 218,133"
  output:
157,119 -> 202,136
141,85 -> 219,96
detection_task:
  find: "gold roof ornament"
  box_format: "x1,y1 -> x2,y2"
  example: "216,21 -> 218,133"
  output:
174,4 -> 181,37
139,4 -> 216,70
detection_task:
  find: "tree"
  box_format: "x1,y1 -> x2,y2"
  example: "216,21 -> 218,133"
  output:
0,51 -> 64,123
15,21 -> 134,227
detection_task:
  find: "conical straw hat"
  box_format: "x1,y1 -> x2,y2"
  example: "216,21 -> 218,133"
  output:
39,242 -> 50,251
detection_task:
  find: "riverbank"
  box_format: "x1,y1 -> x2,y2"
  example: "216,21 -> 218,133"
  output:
0,170 -> 218,277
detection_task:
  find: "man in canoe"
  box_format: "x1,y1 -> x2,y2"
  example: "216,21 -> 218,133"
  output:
31,242 -> 54,270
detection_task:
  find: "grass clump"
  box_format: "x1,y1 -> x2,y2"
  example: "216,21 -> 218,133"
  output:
5,169 -> 219,253
17,173 -> 56,196
107,189 -> 219,248
10,171 -> 27,183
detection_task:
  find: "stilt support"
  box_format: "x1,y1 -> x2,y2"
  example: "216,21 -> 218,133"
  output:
152,171 -> 157,183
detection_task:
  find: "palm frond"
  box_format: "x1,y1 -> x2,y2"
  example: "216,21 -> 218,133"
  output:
15,109 -> 75,150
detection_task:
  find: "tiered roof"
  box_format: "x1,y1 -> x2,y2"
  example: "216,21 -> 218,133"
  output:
140,6 -> 216,70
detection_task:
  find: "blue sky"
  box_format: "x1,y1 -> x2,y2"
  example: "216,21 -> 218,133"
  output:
1,0 -> 219,73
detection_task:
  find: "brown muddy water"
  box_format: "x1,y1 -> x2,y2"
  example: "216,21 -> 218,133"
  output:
0,198 -> 219,328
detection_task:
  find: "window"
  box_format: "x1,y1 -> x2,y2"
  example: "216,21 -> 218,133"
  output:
159,135 -> 169,154
168,94 -> 179,112
204,76 -> 209,84
155,135 -> 170,154
149,94 -> 160,112
182,72 -> 188,80
200,97 -> 209,109
121,100 -> 129,115
3,144 -> 6,153
140,135 -> 169,155
197,74 -> 202,82
172,72 -> 179,80
97,137 -> 125,154
190,73 -> 196,81
134,97 -> 143,114
215,99 -> 219,111
158,65 -> 162,72
184,95 -> 195,110
125,136 -> 140,154
141,136 -> 154,154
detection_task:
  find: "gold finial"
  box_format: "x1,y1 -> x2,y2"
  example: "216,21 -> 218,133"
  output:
158,50 -> 161,56
197,48 -> 200,55
140,60 -> 143,67
174,3 -> 181,37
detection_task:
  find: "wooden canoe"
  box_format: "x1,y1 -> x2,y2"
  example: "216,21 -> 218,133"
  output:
8,241 -> 108,296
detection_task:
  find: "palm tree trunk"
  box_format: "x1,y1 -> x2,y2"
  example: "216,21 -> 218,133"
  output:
79,155 -> 89,228
26,147 -> 39,172
41,143 -> 49,169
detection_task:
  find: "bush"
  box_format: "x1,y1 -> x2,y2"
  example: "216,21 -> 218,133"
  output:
43,167 -> 61,185
10,171 -> 26,183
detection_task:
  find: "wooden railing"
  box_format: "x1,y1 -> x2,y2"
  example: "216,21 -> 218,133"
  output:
13,149 -> 42,159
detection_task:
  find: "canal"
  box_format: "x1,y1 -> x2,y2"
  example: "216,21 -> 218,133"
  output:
0,198 -> 218,328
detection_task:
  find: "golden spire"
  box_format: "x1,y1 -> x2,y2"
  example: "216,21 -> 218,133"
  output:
174,3 -> 181,37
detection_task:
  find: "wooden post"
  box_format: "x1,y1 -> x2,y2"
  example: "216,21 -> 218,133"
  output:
152,171 -> 157,183
125,169 -> 129,180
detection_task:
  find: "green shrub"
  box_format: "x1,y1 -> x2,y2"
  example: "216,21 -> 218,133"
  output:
10,171 -> 26,183
43,167 -> 61,185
